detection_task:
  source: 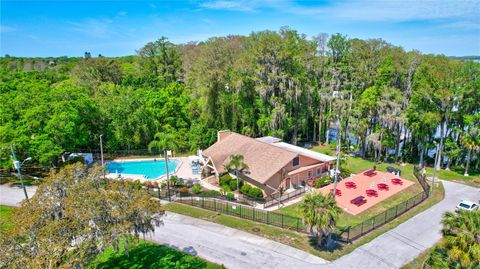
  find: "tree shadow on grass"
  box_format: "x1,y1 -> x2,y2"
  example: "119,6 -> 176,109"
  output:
96,243 -> 208,269
308,236 -> 345,254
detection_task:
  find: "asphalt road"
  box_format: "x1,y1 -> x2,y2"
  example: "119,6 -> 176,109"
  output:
1,180 -> 478,269
0,184 -> 37,207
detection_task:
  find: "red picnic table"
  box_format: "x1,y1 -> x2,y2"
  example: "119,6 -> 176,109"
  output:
377,183 -> 389,191
345,181 -> 357,189
330,189 -> 342,196
391,178 -> 403,185
350,195 -> 367,206
366,189 -> 378,197
363,169 -> 377,177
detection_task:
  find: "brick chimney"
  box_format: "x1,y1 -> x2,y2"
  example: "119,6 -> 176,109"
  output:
217,130 -> 233,142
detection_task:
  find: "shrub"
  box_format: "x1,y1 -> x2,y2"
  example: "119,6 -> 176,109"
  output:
313,176 -> 331,188
191,184 -> 202,194
169,176 -> 180,186
199,190 -> 221,197
178,187 -> 189,197
219,173 -> 233,186
220,185 -> 231,194
226,192 -> 235,201
247,187 -> 263,198
228,179 -> 243,191
240,184 -> 251,195
340,167 -> 352,178
219,173 -> 242,191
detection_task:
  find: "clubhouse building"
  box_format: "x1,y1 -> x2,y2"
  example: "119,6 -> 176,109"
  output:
201,131 -> 336,196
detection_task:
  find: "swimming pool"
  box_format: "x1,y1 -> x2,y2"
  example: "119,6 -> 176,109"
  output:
106,159 -> 179,179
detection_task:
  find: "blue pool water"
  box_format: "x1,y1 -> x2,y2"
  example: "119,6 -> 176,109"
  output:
107,159 -> 179,179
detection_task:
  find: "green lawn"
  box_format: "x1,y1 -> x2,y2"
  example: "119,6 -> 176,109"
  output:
0,205 -> 14,232
275,182 -> 422,228
163,202 -> 305,244
174,197 -> 304,231
314,144 -> 480,187
163,184 -> 444,261
89,240 -> 223,269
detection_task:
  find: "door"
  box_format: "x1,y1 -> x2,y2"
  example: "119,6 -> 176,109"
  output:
285,178 -> 290,189
292,175 -> 299,189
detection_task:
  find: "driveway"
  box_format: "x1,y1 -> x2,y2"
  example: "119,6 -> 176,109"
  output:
2,180 -> 478,269
0,184 -> 37,207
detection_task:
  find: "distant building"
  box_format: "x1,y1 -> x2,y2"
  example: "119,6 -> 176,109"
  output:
84,52 -> 92,59
62,152 -> 94,165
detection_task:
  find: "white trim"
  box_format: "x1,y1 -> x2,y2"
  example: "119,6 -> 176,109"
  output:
270,142 -> 336,162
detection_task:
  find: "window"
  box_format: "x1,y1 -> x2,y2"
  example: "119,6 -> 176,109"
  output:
308,170 -> 313,179
292,157 -> 299,166
316,168 -> 321,176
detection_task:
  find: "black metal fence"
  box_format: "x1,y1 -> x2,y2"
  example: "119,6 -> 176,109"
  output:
263,187 -> 306,208
337,166 -> 431,242
338,191 -> 428,242
176,196 -> 306,233
413,166 -> 431,194
77,148 -> 163,159
145,166 -> 432,241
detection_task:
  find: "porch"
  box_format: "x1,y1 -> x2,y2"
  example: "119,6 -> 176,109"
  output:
282,162 -> 330,190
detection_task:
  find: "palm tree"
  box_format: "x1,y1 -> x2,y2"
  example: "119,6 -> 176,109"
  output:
300,192 -> 340,247
224,154 -> 249,191
460,128 -> 479,176
148,131 -> 179,200
441,209 -> 480,267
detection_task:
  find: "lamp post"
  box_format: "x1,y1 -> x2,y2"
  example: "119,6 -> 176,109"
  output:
99,134 -> 104,166
10,144 -> 31,201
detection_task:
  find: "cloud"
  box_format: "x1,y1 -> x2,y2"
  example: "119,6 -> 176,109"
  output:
67,18 -> 114,38
0,25 -> 16,33
440,21 -> 480,30
327,1 -> 480,22
199,0 -> 259,11
198,0 -> 480,22
117,11 -> 128,16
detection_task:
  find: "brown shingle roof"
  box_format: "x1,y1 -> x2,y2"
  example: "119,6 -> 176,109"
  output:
203,132 -> 298,184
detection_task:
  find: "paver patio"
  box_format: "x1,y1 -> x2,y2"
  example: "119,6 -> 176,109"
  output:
319,170 -> 414,215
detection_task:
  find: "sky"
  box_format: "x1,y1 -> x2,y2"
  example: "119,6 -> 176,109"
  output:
1,0 -> 479,57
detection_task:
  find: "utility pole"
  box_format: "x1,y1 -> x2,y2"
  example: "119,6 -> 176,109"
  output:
10,144 -> 29,201
99,134 -> 104,166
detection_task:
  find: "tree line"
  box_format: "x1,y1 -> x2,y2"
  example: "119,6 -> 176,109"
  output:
0,27 -> 478,175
